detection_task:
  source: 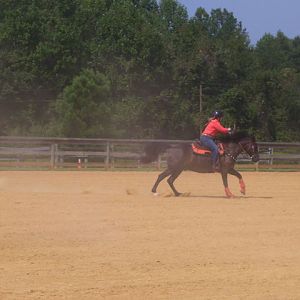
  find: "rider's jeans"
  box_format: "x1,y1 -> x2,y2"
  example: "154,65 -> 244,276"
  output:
200,135 -> 218,164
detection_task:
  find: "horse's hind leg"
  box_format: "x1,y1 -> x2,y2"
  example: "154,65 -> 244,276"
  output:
152,168 -> 172,195
167,169 -> 183,197
228,168 -> 246,195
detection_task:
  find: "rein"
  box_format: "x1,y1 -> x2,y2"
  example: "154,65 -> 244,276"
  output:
239,141 -> 255,159
225,151 -> 238,161
224,140 -> 253,162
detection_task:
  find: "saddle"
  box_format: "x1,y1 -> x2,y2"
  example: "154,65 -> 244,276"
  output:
191,140 -> 224,156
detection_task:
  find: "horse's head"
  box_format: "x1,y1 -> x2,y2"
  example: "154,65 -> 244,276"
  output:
239,135 -> 260,163
218,131 -> 260,162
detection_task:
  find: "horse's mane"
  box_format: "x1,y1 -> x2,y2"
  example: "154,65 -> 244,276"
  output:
217,131 -> 255,143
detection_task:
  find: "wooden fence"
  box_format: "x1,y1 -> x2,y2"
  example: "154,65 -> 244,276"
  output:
0,136 -> 299,171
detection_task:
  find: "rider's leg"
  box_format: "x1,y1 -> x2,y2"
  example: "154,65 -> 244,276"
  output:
200,136 -> 218,169
211,147 -> 219,169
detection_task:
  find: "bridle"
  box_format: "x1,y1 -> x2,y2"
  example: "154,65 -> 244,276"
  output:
238,140 -> 257,160
225,139 -> 256,162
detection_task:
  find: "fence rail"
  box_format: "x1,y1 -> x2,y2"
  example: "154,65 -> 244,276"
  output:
0,136 -> 299,171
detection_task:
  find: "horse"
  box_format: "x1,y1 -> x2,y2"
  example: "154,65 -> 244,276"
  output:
141,132 -> 260,198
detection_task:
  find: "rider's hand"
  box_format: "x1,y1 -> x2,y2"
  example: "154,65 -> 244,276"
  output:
228,128 -> 232,134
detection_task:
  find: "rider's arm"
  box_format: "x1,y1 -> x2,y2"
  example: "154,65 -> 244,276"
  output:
214,121 -> 230,134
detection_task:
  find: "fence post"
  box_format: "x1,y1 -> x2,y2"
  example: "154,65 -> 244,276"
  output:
111,143 -> 115,169
157,154 -> 161,170
50,144 -> 58,169
105,142 -> 110,170
54,144 -> 58,167
269,147 -> 274,167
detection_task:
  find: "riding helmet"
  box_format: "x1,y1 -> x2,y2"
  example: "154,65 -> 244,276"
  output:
212,110 -> 224,119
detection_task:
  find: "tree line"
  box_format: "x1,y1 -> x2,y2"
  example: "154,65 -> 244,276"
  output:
0,0 -> 299,141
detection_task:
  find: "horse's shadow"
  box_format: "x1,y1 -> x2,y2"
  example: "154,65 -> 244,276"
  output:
162,193 -> 273,199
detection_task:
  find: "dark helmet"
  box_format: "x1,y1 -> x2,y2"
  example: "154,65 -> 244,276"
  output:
212,110 -> 224,119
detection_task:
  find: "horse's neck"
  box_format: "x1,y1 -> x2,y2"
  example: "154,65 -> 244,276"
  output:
223,141 -> 242,156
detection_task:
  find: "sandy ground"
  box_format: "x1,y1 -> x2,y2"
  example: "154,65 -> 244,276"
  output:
0,171 -> 300,300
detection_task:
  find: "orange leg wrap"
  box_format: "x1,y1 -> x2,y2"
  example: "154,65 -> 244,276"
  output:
225,187 -> 234,198
239,179 -> 246,195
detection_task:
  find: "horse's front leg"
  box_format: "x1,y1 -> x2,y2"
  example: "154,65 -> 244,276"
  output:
228,168 -> 246,195
221,169 -> 235,198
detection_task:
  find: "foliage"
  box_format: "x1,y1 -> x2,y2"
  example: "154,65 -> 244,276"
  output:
54,69 -> 112,137
0,0 -> 299,141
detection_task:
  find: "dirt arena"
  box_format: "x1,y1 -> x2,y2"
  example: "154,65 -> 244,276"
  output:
0,171 -> 300,299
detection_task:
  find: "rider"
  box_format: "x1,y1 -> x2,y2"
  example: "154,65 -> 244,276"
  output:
200,110 -> 231,171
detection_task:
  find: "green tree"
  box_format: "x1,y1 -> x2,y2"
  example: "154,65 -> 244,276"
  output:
54,69 -> 112,137
0,1 -> 299,141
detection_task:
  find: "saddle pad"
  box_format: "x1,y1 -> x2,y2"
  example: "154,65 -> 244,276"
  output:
192,143 -> 211,155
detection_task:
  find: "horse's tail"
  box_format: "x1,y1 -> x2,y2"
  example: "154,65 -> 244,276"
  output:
140,142 -> 169,163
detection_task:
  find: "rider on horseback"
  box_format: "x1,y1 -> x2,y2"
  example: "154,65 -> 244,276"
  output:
200,111 -> 231,171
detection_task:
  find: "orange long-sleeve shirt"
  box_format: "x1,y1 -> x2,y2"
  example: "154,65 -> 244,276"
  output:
202,119 -> 229,137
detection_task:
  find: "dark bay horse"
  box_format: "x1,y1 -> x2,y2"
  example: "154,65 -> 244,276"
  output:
141,132 -> 260,198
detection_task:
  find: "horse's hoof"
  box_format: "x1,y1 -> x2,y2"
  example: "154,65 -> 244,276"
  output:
225,188 -> 234,198
225,190 -> 235,198
226,194 -> 235,198
175,193 -> 181,197
153,192 -> 159,197
240,190 -> 246,195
